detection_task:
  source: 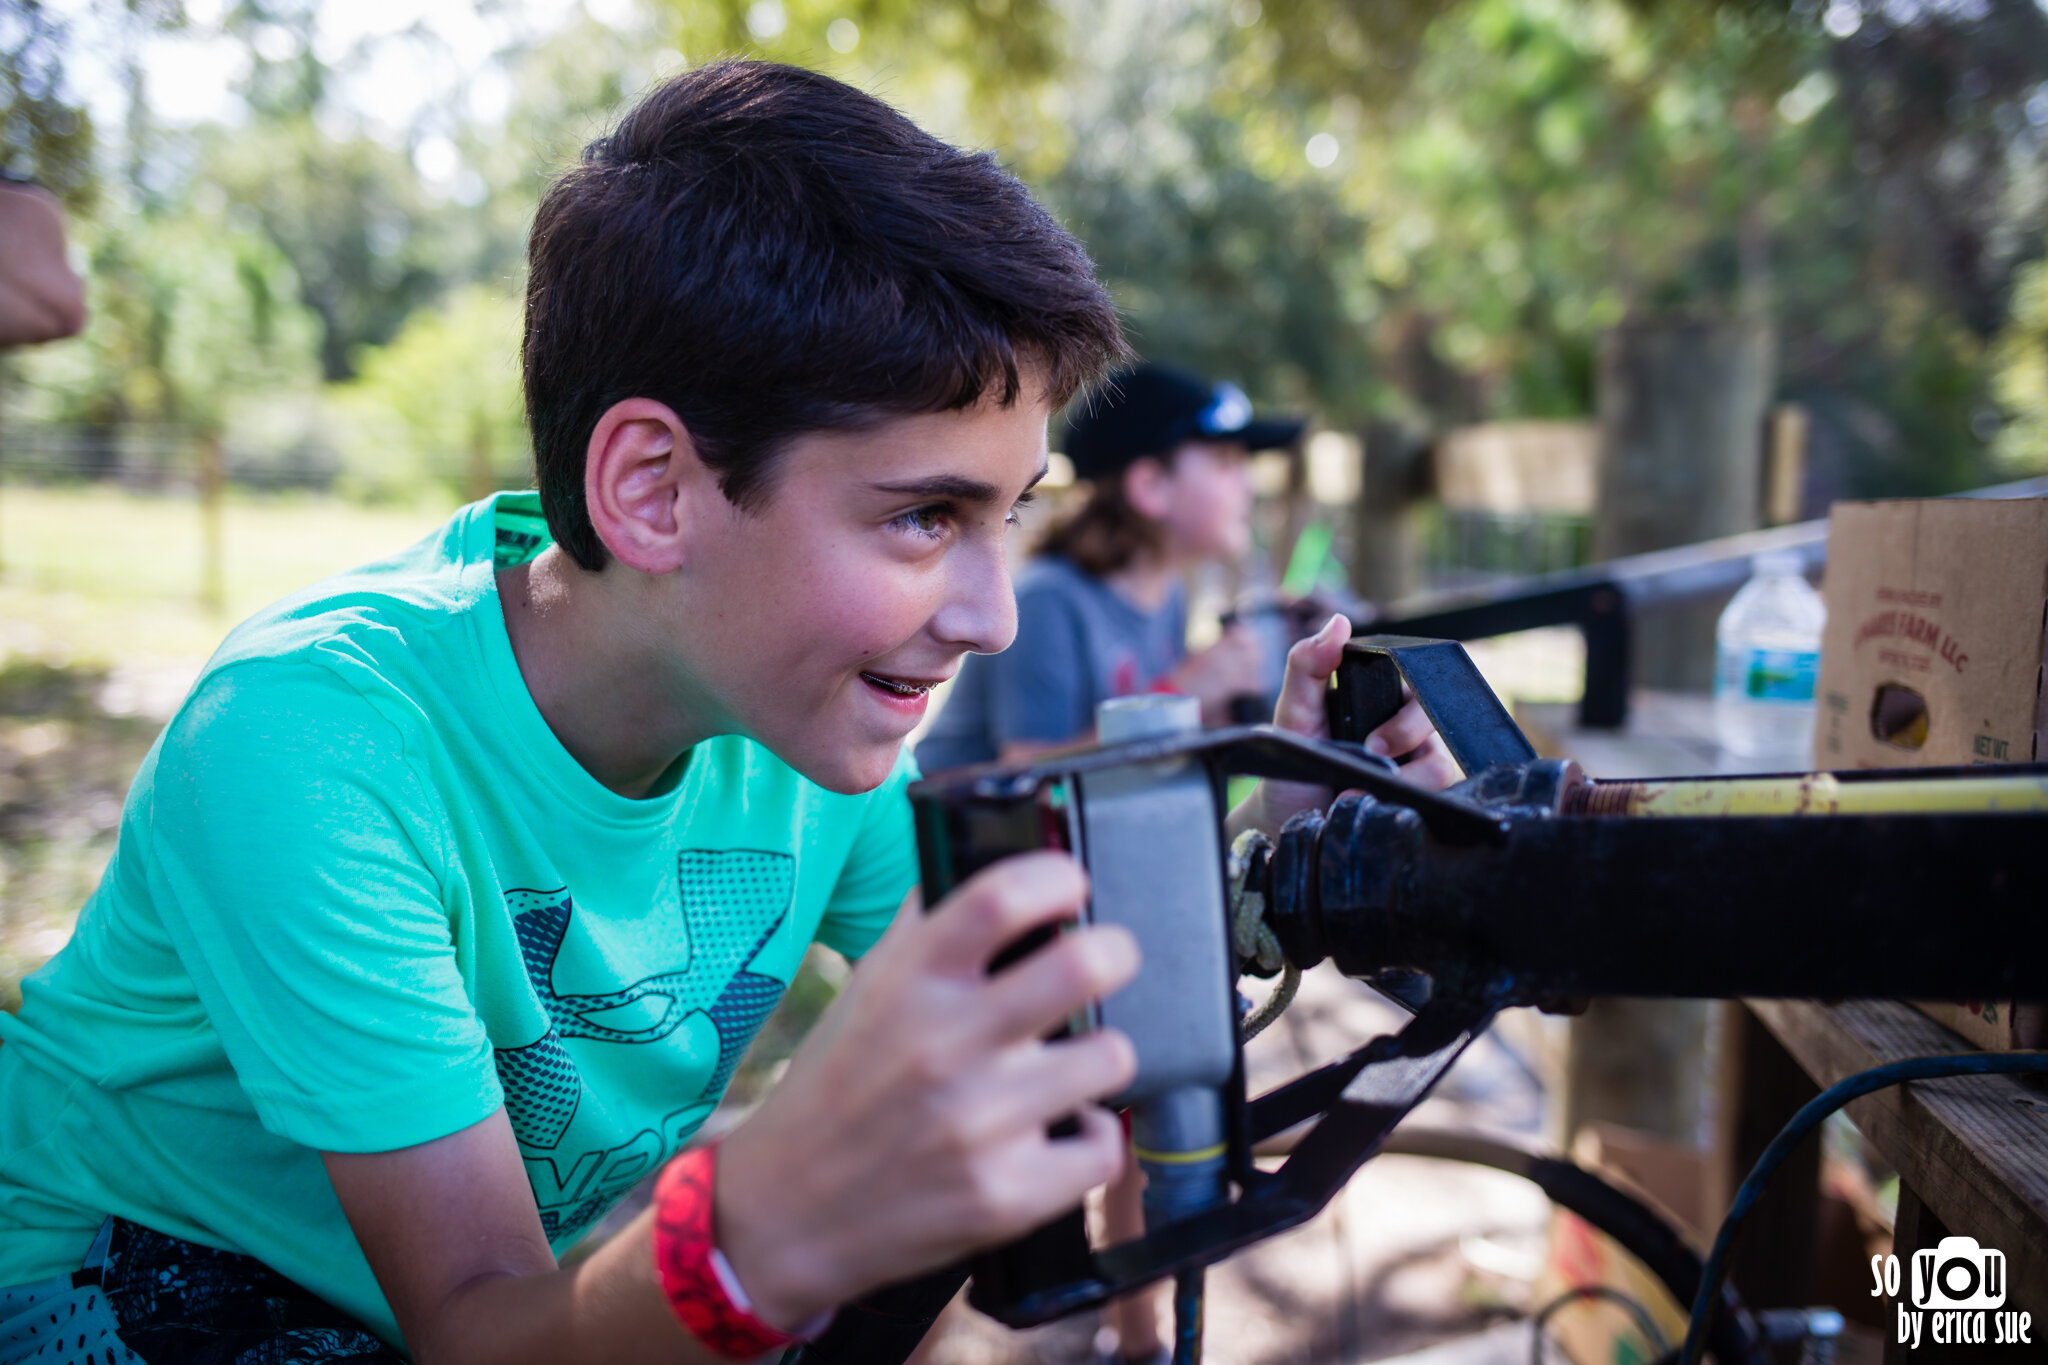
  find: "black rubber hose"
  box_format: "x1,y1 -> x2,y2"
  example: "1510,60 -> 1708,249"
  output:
1678,1052 -> 2048,1365
785,1126 -> 1770,1365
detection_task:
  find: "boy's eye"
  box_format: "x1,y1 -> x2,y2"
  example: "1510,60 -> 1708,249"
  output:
893,505 -> 949,539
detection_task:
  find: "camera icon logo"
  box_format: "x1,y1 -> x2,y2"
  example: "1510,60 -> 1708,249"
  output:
1911,1236 -> 2006,1309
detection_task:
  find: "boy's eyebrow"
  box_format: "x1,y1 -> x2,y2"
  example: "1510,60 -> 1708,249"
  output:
870,461 -> 1051,504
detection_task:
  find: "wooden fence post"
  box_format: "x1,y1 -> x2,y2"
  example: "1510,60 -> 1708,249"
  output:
199,429 -> 224,614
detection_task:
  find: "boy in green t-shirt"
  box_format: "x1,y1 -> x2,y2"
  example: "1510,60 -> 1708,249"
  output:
0,61 -> 1445,1365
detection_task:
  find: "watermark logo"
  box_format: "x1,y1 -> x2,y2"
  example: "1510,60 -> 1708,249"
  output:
1876,1237 -> 2033,1348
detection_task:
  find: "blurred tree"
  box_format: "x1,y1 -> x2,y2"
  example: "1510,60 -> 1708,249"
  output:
1040,5 -> 1381,423
647,0 -> 1066,157
202,117 -> 451,381
190,2 -> 461,381
10,192 -> 322,441
4,1 -> 324,479
16,0 -> 2048,512
1991,251 -> 2048,470
0,0 -> 99,207
1214,0 -> 2048,493
326,284 -> 527,504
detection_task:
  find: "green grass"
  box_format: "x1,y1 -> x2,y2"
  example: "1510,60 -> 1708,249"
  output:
0,484 -> 459,1006
0,483 -> 457,670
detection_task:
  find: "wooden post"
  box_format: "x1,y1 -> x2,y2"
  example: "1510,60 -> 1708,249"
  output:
1560,998 -> 1712,1147
198,429 -> 224,614
1593,316 -> 1772,689
1348,420 -> 1427,605
1713,1003 -> 1822,1314
1571,321 -> 1773,1165
1765,403 -> 1809,527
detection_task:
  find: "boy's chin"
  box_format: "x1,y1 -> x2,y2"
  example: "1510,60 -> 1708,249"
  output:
791,740 -> 904,796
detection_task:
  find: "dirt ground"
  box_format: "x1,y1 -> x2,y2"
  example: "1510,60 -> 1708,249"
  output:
0,657 -> 187,1009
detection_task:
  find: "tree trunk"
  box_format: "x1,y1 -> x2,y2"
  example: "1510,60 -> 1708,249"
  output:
1593,316 -> 1772,689
1572,318 -> 1772,1156
1348,420 -> 1427,606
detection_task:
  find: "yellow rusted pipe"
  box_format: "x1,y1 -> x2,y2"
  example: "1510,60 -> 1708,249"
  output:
1566,771 -> 2048,818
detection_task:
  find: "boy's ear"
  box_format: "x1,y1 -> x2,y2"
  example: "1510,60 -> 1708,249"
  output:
584,398 -> 715,574
1123,454 -> 1174,520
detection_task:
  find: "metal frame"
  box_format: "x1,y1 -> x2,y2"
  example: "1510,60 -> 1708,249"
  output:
885,634 -> 2048,1357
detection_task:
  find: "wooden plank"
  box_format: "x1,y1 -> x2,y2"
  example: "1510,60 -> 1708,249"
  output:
1747,999 -> 2048,1300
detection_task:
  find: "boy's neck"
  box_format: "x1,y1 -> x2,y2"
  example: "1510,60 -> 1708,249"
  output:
496,548 -> 713,799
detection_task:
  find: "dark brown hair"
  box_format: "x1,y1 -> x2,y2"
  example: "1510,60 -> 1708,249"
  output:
523,60 -> 1127,569
1035,469 -> 1165,577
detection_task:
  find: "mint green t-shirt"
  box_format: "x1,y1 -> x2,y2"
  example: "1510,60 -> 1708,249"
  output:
0,492 -> 918,1348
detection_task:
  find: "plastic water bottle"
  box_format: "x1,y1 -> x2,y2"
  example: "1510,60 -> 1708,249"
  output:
1714,550 -> 1826,762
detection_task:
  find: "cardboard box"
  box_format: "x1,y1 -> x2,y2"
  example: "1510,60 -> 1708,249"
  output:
1813,497 -> 2048,770
1910,1000 -> 2047,1051
1813,498 -> 2048,1049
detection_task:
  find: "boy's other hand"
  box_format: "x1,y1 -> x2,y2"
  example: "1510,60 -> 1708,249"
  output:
1240,614 -> 1460,834
1171,622 -> 1267,724
716,851 -> 1138,1330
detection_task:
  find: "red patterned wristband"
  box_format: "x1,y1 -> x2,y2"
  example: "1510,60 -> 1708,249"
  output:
652,1142 -> 821,1359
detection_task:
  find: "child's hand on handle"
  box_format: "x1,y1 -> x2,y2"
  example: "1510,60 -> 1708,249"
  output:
1237,614 -> 1461,837
716,851 -> 1138,1331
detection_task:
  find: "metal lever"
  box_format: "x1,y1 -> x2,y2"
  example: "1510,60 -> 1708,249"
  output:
1328,635 -> 1537,774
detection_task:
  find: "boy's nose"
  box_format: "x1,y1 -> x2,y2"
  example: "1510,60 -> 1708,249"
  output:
930,541 -> 1016,655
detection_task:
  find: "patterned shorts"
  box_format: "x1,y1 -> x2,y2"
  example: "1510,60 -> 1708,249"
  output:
0,1219 -> 400,1365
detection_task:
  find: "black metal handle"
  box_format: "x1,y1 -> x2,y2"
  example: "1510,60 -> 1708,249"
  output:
1328,635 -> 1536,774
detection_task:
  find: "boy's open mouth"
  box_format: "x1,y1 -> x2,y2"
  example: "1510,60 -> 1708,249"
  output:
860,672 -> 935,698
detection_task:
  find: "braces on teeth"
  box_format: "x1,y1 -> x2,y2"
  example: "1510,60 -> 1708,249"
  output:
864,674 -> 931,696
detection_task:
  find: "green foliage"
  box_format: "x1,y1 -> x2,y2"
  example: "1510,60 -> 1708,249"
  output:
8,188 -> 323,441
1105,0 -> 2047,495
1041,6 -> 1381,422
200,117 -> 455,382
12,0 -> 2048,511
0,0 -> 97,207
327,285 -> 528,504
1992,254 -> 2048,471
647,0 -> 1066,155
